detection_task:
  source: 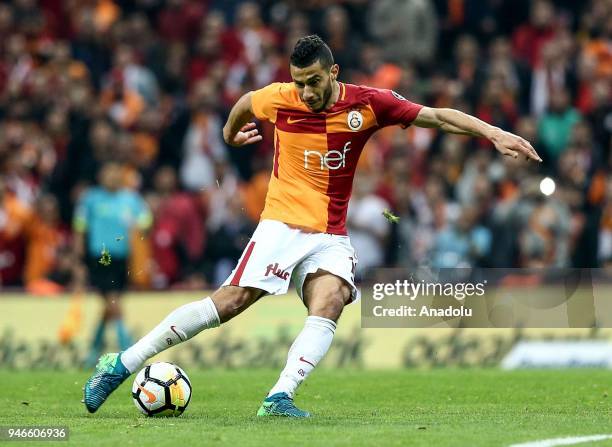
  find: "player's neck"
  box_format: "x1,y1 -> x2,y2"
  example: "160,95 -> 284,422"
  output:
324,80 -> 341,111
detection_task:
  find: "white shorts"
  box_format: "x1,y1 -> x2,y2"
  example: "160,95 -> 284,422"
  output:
222,219 -> 360,303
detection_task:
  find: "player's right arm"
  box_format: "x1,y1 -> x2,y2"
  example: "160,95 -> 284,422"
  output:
222,92 -> 263,147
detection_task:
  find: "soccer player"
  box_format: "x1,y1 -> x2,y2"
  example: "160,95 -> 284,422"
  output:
83,35 -> 540,417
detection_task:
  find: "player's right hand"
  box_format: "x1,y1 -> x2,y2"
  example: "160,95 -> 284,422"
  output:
228,122 -> 263,147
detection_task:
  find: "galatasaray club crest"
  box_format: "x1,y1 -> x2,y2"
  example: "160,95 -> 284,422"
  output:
347,110 -> 363,131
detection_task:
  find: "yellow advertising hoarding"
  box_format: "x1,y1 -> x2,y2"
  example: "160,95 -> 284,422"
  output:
0,292 -> 609,369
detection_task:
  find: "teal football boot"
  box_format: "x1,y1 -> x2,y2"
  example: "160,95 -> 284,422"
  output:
83,353 -> 131,413
256,392 -> 311,418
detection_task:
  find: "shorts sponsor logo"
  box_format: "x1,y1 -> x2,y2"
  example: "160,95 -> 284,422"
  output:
304,141 -> 351,170
265,263 -> 290,280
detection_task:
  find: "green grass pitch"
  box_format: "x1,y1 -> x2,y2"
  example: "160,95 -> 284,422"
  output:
1,369 -> 611,446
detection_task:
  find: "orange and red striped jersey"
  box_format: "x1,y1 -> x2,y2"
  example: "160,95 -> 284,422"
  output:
251,82 -> 423,235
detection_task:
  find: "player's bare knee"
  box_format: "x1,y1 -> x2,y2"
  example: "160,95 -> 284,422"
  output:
308,283 -> 350,321
212,287 -> 259,323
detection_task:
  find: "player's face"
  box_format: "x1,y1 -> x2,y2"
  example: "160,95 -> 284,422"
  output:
290,61 -> 338,113
99,163 -> 122,191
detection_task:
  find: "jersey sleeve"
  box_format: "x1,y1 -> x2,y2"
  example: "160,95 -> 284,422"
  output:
251,83 -> 286,123
369,89 -> 424,129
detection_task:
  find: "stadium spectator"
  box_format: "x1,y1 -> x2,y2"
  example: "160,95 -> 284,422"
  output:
202,160 -> 254,286
537,87 -> 581,161
180,78 -> 227,191
512,0 -> 557,69
234,2 -> 276,68
585,79 -> 611,162
456,148 -> 496,207
486,37 -> 532,114
530,34 -> 577,118
156,0 -> 205,44
0,176 -> 31,286
449,34 -> 482,106
368,0 -> 438,66
187,11 -> 243,90
321,5 -> 361,71
23,193 -> 68,287
149,165 -> 206,288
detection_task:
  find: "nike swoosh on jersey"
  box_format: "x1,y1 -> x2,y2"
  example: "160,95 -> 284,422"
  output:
287,117 -> 308,124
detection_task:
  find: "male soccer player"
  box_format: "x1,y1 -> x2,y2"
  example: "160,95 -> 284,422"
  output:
83,35 -> 540,417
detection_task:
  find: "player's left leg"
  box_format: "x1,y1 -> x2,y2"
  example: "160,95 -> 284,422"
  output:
258,270 -> 352,418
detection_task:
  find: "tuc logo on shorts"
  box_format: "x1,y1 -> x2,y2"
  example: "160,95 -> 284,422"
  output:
265,263 -> 290,280
304,141 -> 351,170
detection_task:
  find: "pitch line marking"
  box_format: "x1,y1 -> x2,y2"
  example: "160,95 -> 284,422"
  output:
509,434 -> 612,447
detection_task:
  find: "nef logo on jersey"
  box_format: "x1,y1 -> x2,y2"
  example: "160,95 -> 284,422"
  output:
265,263 -> 289,280
347,110 -> 363,131
304,141 -> 351,170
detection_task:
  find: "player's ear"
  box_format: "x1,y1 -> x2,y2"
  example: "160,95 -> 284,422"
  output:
330,64 -> 339,80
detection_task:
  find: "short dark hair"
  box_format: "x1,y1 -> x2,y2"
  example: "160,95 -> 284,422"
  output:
290,35 -> 334,69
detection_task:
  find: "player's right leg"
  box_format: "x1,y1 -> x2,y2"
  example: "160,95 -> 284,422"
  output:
82,286 -> 265,413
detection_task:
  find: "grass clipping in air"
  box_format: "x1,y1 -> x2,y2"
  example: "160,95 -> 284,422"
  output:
98,246 -> 112,266
382,209 -> 400,224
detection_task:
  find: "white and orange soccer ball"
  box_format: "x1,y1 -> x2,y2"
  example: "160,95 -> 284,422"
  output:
131,362 -> 192,417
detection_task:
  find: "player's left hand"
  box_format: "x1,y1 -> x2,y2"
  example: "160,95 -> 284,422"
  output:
229,122 -> 263,147
490,128 -> 542,162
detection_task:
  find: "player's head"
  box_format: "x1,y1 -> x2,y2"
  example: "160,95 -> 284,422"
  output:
289,35 -> 338,113
98,161 -> 123,192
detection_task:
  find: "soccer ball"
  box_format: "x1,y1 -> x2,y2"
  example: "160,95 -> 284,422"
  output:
132,362 -> 192,417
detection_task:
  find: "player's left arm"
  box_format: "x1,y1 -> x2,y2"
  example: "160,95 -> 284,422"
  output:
412,107 -> 542,162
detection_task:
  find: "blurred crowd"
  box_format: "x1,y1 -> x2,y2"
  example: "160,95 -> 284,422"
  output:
0,0 -> 610,292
